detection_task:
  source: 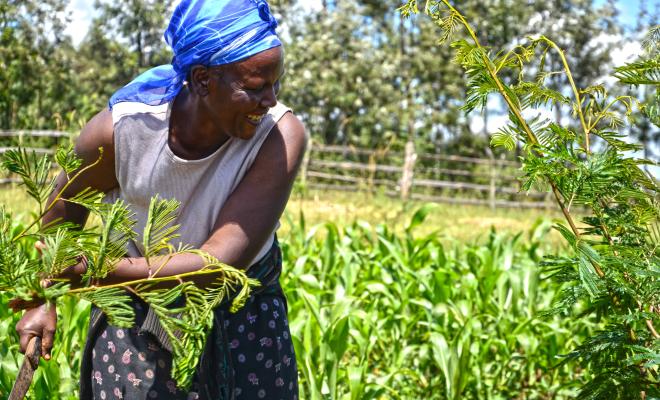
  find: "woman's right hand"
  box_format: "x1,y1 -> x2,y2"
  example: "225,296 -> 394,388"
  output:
15,303 -> 57,360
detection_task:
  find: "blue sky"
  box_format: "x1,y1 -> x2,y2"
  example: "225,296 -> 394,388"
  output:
598,0 -> 638,22
595,0 -> 659,30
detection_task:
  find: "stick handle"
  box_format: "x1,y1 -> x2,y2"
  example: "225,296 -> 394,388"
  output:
25,336 -> 42,368
8,336 -> 42,400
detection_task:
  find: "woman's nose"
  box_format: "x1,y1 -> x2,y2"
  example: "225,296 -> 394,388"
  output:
260,86 -> 277,108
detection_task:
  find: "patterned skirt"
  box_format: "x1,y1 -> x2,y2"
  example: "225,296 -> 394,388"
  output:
81,242 -> 298,400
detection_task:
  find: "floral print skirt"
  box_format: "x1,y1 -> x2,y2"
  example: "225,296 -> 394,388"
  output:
86,244 -> 298,400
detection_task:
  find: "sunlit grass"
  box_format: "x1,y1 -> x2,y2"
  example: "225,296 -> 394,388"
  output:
1,183 -> 567,247
0,184 -> 36,218
283,188 -> 567,247
0,184 -> 104,228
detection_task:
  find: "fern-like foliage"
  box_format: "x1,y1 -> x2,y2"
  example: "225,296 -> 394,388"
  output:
0,145 -> 259,389
2,148 -> 55,214
402,1 -> 660,398
79,288 -> 135,327
614,58 -> 660,86
132,252 -> 259,387
142,195 -> 181,264
84,200 -> 136,281
54,143 -> 82,175
642,25 -> 660,53
515,81 -> 571,109
0,207 -> 30,293
614,29 -> 660,128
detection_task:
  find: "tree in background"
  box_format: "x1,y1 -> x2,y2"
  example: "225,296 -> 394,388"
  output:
0,0 -> 75,129
71,23 -> 140,122
277,0 -> 624,155
278,0 -> 474,152
279,1 -> 399,148
0,0 -> 636,159
67,0 -> 175,124
627,0 -> 660,166
93,0 -> 173,70
0,0 -> 175,130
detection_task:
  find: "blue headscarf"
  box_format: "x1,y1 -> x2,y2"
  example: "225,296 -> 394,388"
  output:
108,0 -> 281,108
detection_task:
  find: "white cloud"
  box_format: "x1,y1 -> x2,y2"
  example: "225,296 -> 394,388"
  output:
592,32 -> 643,87
298,1 -> 323,13
64,0 -> 97,47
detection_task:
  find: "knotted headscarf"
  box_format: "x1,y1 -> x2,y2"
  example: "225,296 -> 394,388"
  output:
108,0 -> 281,108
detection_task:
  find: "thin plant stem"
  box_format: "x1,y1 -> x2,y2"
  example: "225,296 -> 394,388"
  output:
537,36 -> 591,154
439,0 -> 590,268
67,267 -> 250,295
587,95 -> 634,132
436,1 -> 660,350
440,0 -> 539,146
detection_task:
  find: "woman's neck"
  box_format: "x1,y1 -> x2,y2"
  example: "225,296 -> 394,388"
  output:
168,89 -> 230,160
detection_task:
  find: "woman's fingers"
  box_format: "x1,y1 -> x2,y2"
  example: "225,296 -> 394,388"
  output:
18,330 -> 38,354
34,240 -> 46,255
40,326 -> 54,360
16,304 -> 57,360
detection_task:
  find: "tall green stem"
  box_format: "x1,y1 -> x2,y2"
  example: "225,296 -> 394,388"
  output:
439,1 -> 539,147
537,36 -> 591,154
438,1 -> 590,255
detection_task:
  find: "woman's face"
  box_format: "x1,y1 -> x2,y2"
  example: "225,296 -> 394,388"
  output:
204,46 -> 284,140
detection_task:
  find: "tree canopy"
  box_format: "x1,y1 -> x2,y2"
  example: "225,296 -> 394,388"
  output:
0,0 -> 654,158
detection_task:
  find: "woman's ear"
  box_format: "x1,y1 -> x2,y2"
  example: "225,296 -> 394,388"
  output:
189,65 -> 210,96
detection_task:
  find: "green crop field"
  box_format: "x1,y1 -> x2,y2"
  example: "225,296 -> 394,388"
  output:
285,189 -> 567,245
1,0 -> 658,397
0,186 -> 592,399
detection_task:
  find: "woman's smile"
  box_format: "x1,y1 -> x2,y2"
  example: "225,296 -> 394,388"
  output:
246,113 -> 265,124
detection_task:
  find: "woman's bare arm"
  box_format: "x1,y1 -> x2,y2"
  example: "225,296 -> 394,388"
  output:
102,111 -> 307,284
44,108 -> 118,228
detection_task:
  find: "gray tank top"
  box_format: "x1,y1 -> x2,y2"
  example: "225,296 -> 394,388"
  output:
105,101 -> 292,351
107,101 -> 291,265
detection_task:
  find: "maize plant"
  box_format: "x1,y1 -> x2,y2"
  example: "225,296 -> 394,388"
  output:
0,146 -> 259,388
401,1 -> 660,398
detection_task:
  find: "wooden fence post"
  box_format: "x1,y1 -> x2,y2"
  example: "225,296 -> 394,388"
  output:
489,157 -> 497,211
400,140 -> 417,200
300,138 -> 312,188
367,153 -> 376,193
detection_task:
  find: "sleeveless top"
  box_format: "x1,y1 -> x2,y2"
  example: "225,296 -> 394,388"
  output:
106,101 -> 291,265
78,101 -> 297,398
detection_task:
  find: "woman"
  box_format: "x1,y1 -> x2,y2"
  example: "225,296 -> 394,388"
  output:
15,0 -> 305,398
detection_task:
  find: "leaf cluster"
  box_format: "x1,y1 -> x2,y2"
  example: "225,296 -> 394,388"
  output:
403,2 -> 660,397
0,146 -> 258,388
614,31 -> 660,128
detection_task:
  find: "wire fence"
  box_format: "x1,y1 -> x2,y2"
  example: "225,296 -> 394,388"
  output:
0,131 -> 554,209
302,141 -> 555,209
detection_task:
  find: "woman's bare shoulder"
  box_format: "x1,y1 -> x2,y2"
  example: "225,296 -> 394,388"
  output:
72,108 -> 118,192
75,108 -> 114,158
274,110 -> 308,158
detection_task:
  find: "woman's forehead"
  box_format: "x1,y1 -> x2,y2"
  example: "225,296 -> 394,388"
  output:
226,46 -> 284,79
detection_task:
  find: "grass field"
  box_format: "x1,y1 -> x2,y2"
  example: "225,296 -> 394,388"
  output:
1,184 -> 566,245
0,184 -> 586,399
284,189 -> 566,246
